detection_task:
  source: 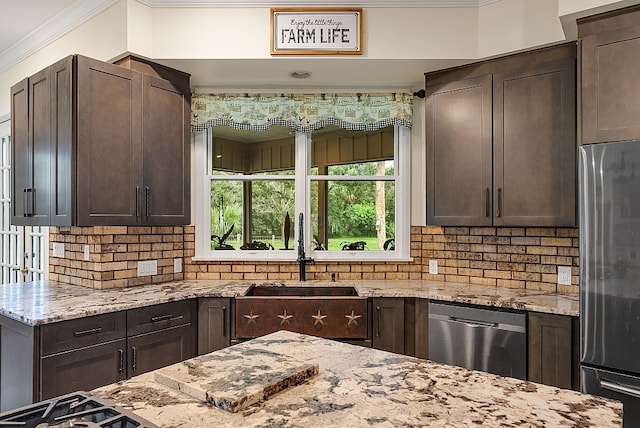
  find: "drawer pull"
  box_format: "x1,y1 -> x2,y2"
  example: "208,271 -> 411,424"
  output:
376,306 -> 381,337
73,327 -> 102,337
151,314 -> 175,323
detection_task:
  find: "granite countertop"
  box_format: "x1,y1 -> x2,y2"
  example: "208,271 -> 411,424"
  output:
95,330 -> 621,427
0,279 -> 578,326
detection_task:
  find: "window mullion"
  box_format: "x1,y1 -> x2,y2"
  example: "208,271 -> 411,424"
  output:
295,131 -> 311,251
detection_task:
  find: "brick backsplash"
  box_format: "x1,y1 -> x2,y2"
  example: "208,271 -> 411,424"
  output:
181,225 -> 580,293
49,226 -> 185,289
48,225 -> 578,292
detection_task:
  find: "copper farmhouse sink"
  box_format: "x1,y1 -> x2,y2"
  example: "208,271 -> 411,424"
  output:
243,284 -> 359,297
235,284 -> 368,340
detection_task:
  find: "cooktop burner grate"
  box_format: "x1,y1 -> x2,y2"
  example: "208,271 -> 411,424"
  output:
0,392 -> 158,428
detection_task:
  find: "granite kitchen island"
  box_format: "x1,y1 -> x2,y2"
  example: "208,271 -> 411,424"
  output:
95,330 -> 622,427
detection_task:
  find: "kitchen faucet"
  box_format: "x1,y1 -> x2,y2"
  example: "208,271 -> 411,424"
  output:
297,212 -> 313,281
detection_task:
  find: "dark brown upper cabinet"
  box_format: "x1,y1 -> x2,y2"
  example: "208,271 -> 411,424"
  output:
426,43 -> 576,227
579,5 -> 640,144
10,54 -> 190,227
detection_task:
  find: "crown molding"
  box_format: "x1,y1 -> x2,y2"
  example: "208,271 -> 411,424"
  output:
0,0 -> 118,74
137,0 -> 498,7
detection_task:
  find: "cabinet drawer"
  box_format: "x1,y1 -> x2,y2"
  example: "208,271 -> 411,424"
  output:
127,300 -> 196,336
41,312 -> 126,356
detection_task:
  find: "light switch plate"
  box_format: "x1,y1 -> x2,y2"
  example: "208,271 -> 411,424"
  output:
429,259 -> 438,275
83,245 -> 90,261
137,260 -> 158,277
53,243 -> 65,258
558,266 -> 572,285
174,258 -> 183,273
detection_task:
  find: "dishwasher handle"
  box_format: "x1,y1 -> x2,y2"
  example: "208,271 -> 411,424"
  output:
450,316 -> 497,328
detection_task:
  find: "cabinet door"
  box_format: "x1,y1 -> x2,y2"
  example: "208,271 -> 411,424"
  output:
494,58 -> 576,226
372,298 -> 404,354
28,67 -> 52,225
76,55 -> 142,226
426,75 -> 493,226
128,324 -> 196,377
40,339 -> 126,401
198,298 -> 231,355
49,56 -> 74,226
528,312 -> 575,389
142,75 -> 190,225
582,25 -> 640,144
10,78 -> 30,223
11,67 -> 52,225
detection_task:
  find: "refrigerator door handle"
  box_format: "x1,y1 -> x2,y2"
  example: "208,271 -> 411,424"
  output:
601,379 -> 640,399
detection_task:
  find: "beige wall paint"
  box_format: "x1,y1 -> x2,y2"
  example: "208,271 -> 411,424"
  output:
150,7 -> 269,58
126,0 -> 154,57
478,0 -> 566,57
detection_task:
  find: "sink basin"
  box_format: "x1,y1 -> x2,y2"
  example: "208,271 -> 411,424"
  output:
243,284 -> 358,297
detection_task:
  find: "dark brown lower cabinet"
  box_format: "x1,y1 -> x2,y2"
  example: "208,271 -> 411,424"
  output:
372,298 -> 405,354
40,339 -> 126,400
528,312 -> 579,390
0,299 -> 197,411
198,298 -> 231,355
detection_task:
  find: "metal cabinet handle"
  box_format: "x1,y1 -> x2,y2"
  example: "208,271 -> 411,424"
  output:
118,349 -> 124,374
132,346 -> 137,371
485,188 -> 490,218
135,186 -> 140,218
601,380 -> 640,399
73,327 -> 103,337
376,306 -> 381,337
24,188 -> 34,217
222,306 -> 227,337
23,188 -> 28,216
496,187 -> 502,217
151,314 -> 174,323
145,187 -> 150,220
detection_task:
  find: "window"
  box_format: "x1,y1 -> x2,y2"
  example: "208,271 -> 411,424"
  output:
0,118 -> 48,283
194,124 -> 410,261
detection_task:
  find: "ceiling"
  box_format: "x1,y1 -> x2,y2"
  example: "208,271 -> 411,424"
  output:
0,0 -> 495,92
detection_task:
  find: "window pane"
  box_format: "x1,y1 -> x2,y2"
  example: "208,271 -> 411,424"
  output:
210,179 -> 295,251
311,125 -> 395,175
311,180 -> 395,251
211,125 -> 295,174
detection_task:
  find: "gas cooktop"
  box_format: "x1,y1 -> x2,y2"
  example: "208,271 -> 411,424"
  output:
0,392 -> 158,428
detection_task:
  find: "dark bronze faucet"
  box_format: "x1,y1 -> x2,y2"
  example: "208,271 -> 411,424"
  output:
297,212 -> 313,281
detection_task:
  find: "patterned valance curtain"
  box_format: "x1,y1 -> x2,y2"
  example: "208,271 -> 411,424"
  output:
191,92 -> 413,133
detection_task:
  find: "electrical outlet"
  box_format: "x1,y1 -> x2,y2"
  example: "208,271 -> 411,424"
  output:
429,259 -> 438,275
83,245 -> 90,261
174,258 -> 182,273
53,243 -> 65,258
137,260 -> 158,277
558,266 -> 572,285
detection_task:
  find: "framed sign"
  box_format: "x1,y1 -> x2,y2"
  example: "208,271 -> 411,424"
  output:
271,8 -> 362,55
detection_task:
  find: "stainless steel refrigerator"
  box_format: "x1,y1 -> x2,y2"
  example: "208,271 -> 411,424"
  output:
579,140 -> 640,426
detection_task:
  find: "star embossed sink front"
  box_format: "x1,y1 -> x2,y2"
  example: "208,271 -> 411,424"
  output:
235,284 -> 368,341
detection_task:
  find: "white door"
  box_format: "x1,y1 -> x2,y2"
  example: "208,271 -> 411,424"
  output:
0,116 -> 48,284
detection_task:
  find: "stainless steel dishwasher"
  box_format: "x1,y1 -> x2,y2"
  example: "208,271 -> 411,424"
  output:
428,301 -> 527,380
